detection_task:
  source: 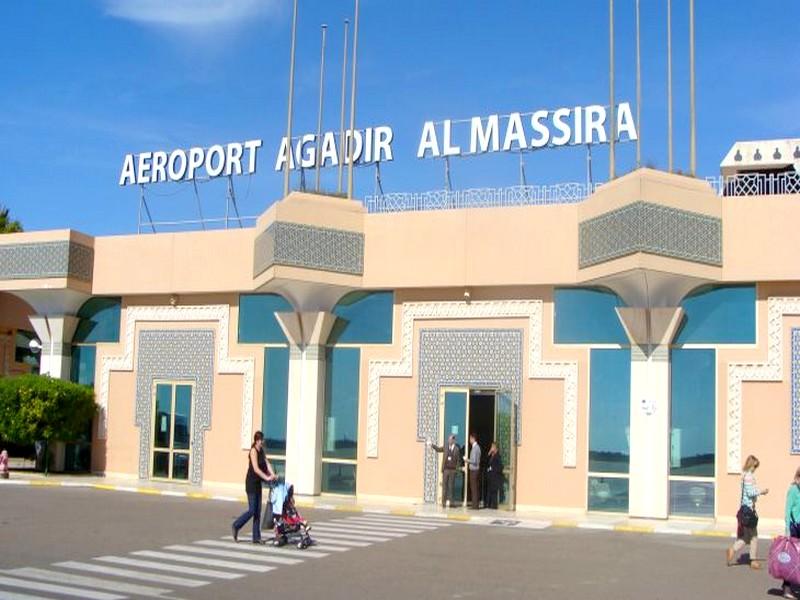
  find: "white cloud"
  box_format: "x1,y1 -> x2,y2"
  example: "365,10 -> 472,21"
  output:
102,0 -> 281,29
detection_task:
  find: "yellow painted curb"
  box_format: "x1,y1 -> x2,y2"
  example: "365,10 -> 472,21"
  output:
295,501 -> 314,509
187,492 -> 210,500
552,520 -> 579,528
91,484 -> 117,491
446,514 -> 471,522
614,525 -> 655,534
389,509 -> 416,517
691,530 -> 732,538
334,505 -> 364,513
30,480 -> 59,487
136,487 -> 162,495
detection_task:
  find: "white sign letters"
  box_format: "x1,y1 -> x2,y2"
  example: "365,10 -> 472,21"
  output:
118,139 -> 263,186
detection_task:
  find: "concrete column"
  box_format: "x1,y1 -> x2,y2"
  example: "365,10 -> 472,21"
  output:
616,307 -> 683,519
275,311 -> 337,496
28,315 -> 79,380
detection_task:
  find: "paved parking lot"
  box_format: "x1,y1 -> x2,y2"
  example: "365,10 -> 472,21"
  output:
0,485 -> 785,599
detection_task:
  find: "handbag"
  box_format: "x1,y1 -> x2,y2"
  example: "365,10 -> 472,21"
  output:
737,478 -> 759,528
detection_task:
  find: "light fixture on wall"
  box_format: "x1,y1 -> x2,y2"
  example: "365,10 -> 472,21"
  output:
463,288 -> 471,304
169,294 -> 179,307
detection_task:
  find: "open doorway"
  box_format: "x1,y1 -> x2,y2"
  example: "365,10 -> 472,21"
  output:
437,387 -> 516,509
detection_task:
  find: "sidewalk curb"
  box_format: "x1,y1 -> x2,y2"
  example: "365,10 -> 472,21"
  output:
0,478 -> 779,540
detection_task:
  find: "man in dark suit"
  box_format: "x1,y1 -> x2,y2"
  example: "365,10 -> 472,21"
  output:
428,434 -> 462,507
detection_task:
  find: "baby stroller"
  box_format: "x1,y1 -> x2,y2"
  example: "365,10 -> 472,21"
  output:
267,482 -> 314,549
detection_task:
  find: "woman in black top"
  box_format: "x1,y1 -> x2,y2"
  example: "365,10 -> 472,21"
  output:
485,442 -> 504,509
232,431 -> 275,544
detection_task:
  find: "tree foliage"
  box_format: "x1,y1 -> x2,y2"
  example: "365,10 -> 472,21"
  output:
0,205 -> 23,233
0,375 -> 96,445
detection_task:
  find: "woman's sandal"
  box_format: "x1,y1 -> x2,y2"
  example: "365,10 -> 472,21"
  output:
726,548 -> 736,566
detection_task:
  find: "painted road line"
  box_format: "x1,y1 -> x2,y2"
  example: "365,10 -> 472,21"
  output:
91,556 -> 238,581
338,518 -> 434,532
0,591 -> 57,600
58,560 -> 213,587
306,526 -> 395,542
221,535 -> 352,551
342,516 -> 437,529
9,567 -> 175,599
303,534 -> 374,547
361,515 -> 451,526
132,550 -> 274,573
196,539 -> 330,559
0,575 -> 125,600
313,523 -> 407,538
163,544 -> 302,566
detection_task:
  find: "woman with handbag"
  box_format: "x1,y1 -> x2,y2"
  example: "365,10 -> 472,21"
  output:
727,455 -> 769,569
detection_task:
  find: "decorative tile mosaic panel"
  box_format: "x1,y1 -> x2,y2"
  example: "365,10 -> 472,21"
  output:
253,221 -> 364,277
135,329 -> 214,485
0,241 -> 93,281
579,201 -> 722,268
418,328 -> 523,503
791,328 -> 800,454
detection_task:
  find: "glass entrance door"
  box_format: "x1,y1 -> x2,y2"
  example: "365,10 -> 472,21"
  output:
495,390 -> 517,510
152,382 -> 192,481
439,387 -> 469,506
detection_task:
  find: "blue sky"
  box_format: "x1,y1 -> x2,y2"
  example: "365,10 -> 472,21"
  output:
1,0 -> 798,235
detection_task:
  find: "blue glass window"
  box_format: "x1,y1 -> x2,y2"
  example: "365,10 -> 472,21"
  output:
328,291 -> 393,345
670,349 -> 715,477
238,294 -> 292,344
70,345 -> 97,387
674,285 -> 755,344
73,298 -> 121,344
589,348 -> 631,473
588,476 -> 629,512
670,481 -> 714,517
554,288 -> 627,344
323,348 -> 360,460
262,347 -> 289,455
322,462 -> 356,495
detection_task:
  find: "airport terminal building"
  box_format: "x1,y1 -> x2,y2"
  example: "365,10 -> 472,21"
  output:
2,141 -> 800,522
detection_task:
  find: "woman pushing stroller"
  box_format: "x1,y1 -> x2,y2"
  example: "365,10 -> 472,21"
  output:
232,431 -> 276,544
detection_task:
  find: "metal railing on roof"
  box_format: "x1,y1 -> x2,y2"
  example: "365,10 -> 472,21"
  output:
706,172 -> 800,197
364,183 -> 599,213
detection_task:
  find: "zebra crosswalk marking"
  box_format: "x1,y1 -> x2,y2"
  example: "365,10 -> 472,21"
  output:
222,534 -> 357,550
0,575 -> 125,600
196,538 -> 330,558
57,560 -> 213,587
307,527 -> 394,542
163,544 -> 302,566
131,550 -> 274,573
345,517 -> 439,530
359,515 -> 451,526
0,591 -> 60,600
91,555 -> 239,580
8,568 -> 174,599
326,521 -> 421,534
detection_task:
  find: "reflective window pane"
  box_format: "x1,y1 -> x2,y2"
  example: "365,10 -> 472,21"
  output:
323,348 -> 360,460
154,384 -> 172,449
554,288 -> 628,344
173,385 -> 192,450
670,480 -> 714,517
670,349 -> 715,477
263,347 -> 289,455
238,294 -> 292,344
589,349 -> 631,473
152,451 -> 169,478
73,298 -> 122,344
675,285 -> 755,344
70,345 -> 96,387
328,291 -> 394,345
268,458 -> 286,480
588,476 -> 629,512
172,453 -> 190,481
321,462 -> 356,495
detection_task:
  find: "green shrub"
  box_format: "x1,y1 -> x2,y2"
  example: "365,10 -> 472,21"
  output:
0,375 -> 97,446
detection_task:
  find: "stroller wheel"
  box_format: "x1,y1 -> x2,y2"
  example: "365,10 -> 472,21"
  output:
297,540 -> 306,549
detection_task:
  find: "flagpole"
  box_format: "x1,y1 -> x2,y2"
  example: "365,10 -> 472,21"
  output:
338,19 -> 350,194
315,24 -> 327,192
609,0 -> 615,180
283,0 -> 299,197
346,0 -> 360,199
689,0 -> 696,176
667,0 -> 673,172
635,0 -> 641,168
